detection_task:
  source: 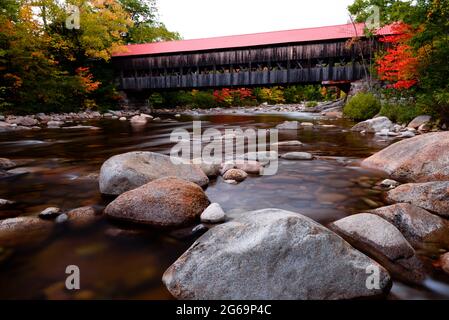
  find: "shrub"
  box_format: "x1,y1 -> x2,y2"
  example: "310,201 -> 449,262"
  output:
343,93 -> 381,121
306,101 -> 318,108
379,102 -> 422,124
191,90 -> 216,109
148,92 -> 164,108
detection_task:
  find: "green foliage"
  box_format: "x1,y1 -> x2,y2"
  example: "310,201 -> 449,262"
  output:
191,90 -> 216,109
349,0 -> 449,124
344,93 -> 381,121
0,0 -> 179,114
119,0 -> 181,43
148,92 -> 164,108
379,102 -> 422,124
306,101 -> 318,108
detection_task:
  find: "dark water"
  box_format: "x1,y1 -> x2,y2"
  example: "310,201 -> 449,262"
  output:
0,112 -> 448,300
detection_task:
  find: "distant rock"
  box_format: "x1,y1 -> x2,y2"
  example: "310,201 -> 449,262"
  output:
163,208 -> 391,300
280,152 -> 313,160
0,199 -> 14,209
7,116 -> 38,127
99,151 -> 209,195
0,158 -> 16,170
200,203 -> 226,224
351,117 -> 394,133
39,207 -> 62,219
362,132 -> 449,182
271,140 -> 303,147
408,115 -> 431,129
130,115 -> 148,125
386,181 -> 449,217
276,121 -> 299,130
330,213 -> 425,284
370,203 -> 449,248
234,160 -> 263,174
47,121 -> 64,128
380,179 -> 400,190
105,177 -> 210,228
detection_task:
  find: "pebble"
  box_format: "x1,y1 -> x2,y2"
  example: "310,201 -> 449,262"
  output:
380,179 -> 400,189
39,207 -> 62,219
201,203 -> 226,224
55,213 -> 69,224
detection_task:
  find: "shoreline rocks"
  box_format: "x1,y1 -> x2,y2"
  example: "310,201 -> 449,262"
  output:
386,181 -> 449,218
329,213 -> 425,284
362,132 -> 449,182
351,117 -> 394,133
163,208 -> 391,300
0,158 -> 16,170
99,151 -> 209,195
105,177 -> 210,228
370,204 -> 449,248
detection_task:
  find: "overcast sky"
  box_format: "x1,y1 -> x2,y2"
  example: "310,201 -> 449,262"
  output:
158,0 -> 355,40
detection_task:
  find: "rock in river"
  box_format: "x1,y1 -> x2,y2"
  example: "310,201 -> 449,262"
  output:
276,121 -> 299,130
39,207 -> 62,219
280,152 -> 313,160
163,208 -> 391,300
330,213 -> 425,284
67,206 -> 102,229
0,217 -> 53,248
200,203 -> 226,224
99,151 -> 209,195
351,117 -> 394,133
370,203 -> 449,248
386,181 -> 449,218
222,169 -> 248,182
0,158 -> 16,170
362,132 -> 449,182
408,115 -> 431,129
105,177 -> 210,228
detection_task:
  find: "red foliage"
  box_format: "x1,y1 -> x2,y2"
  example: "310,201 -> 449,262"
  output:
76,67 -> 101,93
213,88 -> 255,106
377,22 -> 419,90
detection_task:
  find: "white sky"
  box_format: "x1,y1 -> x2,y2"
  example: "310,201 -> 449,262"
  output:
158,0 -> 355,40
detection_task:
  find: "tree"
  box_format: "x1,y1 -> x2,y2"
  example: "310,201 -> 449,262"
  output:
376,22 -> 419,89
119,0 -> 181,43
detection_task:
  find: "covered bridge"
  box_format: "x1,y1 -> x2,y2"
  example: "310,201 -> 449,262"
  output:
113,23 -> 394,92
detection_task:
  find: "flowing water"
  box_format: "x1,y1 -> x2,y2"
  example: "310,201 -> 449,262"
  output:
0,111 -> 448,299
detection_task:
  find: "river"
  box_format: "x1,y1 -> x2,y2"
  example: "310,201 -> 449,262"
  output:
0,111 -> 448,299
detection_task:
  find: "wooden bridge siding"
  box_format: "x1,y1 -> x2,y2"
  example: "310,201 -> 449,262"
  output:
115,38 -> 382,90
117,39 -> 376,71
120,65 -> 365,90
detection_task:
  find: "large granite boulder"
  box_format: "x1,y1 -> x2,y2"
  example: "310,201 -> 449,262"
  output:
163,208 -> 391,300
99,151 -> 209,195
330,213 -> 425,284
105,177 -> 210,228
362,132 -> 449,182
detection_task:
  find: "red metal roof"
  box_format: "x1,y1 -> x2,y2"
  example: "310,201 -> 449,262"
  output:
113,23 -> 395,57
